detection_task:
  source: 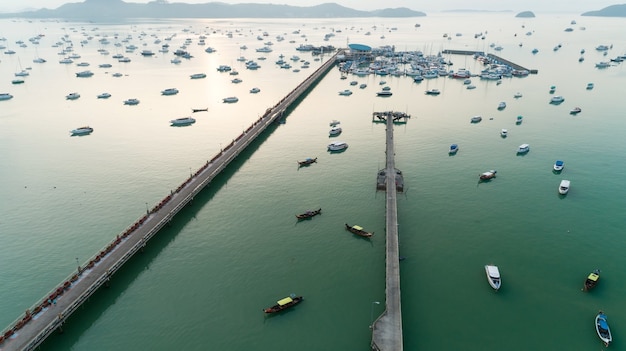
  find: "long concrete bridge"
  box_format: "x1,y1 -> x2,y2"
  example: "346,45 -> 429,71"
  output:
0,50 -> 341,351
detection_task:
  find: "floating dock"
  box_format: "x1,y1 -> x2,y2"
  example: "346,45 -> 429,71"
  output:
442,49 -> 538,74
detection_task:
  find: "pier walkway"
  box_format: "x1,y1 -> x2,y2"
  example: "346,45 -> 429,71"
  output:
442,49 -> 537,73
0,50 -> 341,351
371,111 -> 407,351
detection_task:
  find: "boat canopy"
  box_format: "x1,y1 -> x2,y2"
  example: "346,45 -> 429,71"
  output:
588,273 -> 599,281
277,297 -> 293,306
352,225 -> 363,231
555,160 -> 564,166
599,318 -> 609,330
487,265 -> 500,278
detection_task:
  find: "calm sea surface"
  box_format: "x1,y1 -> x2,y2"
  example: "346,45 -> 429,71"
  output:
1,13 -> 626,351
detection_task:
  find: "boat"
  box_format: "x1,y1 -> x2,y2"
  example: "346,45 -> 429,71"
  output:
595,61 -> 610,68
329,127 -> 342,136
550,96 -> 565,104
140,50 -> 155,56
329,120 -> 340,127
296,208 -> 321,220
190,73 -> 206,79
192,108 -> 208,113
595,311 -> 612,347
345,223 -> 373,238
70,126 -> 93,135
549,85 -> 556,93
497,102 -> 506,110
485,265 -> 501,290
586,83 -> 594,90
98,63 -> 112,68
328,141 -> 348,152
583,269 -> 601,291
517,144 -> 530,154
263,294 -> 303,313
471,116 -> 482,123
0,93 -> 14,101
338,89 -> 353,96
161,88 -> 179,95
75,70 -> 94,77
558,179 -> 570,195
231,78 -> 242,84
66,92 -> 80,100
97,92 -> 111,99
123,98 -> 140,105
570,107 -> 582,114
516,115 -> 523,124
222,97 -> 238,103
170,117 -> 196,126
249,87 -> 260,94
12,79 -> 24,84
553,160 -> 564,171
500,129 -> 508,137
298,157 -> 317,166
479,170 -> 497,180
425,89 -> 440,95
466,84 -> 476,90
449,144 -> 459,154
514,92 -> 523,98
359,83 -> 367,89
376,91 -> 393,97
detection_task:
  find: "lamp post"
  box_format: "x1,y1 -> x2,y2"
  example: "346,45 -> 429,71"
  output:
145,202 -> 149,215
76,257 -> 80,274
370,301 -> 380,329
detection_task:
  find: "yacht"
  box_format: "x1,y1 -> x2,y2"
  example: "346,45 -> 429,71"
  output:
140,50 -> 155,56
66,92 -> 80,100
558,180 -> 570,195
425,89 -> 440,95
327,141 -> 348,152
553,160 -> 564,171
70,126 -> 93,135
595,61 -> 610,68
338,89 -> 353,96
586,83 -> 594,90
514,92 -> 523,98
376,91 -> 393,97
249,87 -> 260,94
550,96 -> 565,104
497,102 -> 506,110
570,107 -> 582,114
500,129 -> 508,137
0,93 -> 14,101
170,117 -> 196,126
517,144 -> 530,154
255,46 -> 272,53
448,144 -> 459,154
485,265 -> 501,290
75,70 -> 94,77
97,92 -> 111,99
222,96 -> 239,103
190,73 -> 206,79
59,58 -> 73,64
329,127 -> 342,136
98,63 -> 112,68
161,88 -> 179,96
471,116 -> 482,123
231,78 -> 242,83
217,65 -> 232,72
123,98 -> 140,105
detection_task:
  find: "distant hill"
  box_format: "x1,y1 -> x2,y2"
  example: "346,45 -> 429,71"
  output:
582,4 -> 626,17
0,0 -> 426,19
515,11 -> 535,18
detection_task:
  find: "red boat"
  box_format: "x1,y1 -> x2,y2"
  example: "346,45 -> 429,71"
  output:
263,295 -> 303,313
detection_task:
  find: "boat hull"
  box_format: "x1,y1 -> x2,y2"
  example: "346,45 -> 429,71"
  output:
485,265 -> 501,290
595,312 -> 612,346
263,296 -> 303,313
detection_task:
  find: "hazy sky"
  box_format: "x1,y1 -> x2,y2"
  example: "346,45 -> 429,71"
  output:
0,0 -> 618,14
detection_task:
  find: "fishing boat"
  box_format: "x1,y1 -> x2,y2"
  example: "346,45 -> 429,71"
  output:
170,117 -> 196,126
558,180 -> 570,195
296,208 -> 321,220
70,126 -> 93,135
263,294 -> 303,313
479,170 -> 497,180
583,269 -> 600,291
345,223 -> 374,238
449,144 -> 459,154
595,311 -> 612,347
297,157 -> 317,166
485,265 -> 501,290
553,160 -> 564,171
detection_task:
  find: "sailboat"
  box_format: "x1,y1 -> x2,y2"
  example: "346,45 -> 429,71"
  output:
33,47 -> 46,63
15,58 -> 29,76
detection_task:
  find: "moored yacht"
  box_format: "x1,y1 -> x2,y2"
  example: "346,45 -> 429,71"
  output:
338,89 -> 353,96
222,96 -> 239,103
66,92 -> 80,100
517,144 -> 530,154
75,70 -> 94,77
170,117 -> 196,126
0,93 -> 14,100
550,96 -> 565,104
327,141 -> 348,152
329,126 -> 342,136
448,144 -> 458,154
558,180 -> 570,195
497,101 -> 506,110
161,88 -> 179,95
70,126 -> 93,135
190,73 -> 206,79
500,129 -> 508,137
123,98 -> 140,105
485,265 -> 501,290
97,92 -> 111,99
553,160 -> 564,171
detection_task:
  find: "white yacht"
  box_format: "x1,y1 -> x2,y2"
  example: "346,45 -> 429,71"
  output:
500,129 -> 508,137
327,141 -> 348,151
517,144 -> 530,153
170,117 -> 196,126
161,88 -> 179,95
550,96 -> 565,103
66,92 -> 80,100
485,265 -> 501,290
75,70 -> 94,77
222,96 -> 239,103
329,127 -> 342,136
558,180 -> 570,195
123,98 -> 140,105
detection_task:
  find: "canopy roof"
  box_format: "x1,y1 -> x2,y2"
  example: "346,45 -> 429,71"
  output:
352,225 -> 363,231
277,297 -> 293,306
588,273 -> 600,281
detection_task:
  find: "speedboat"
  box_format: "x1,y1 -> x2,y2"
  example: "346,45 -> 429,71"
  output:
514,92 -> 523,98
0,93 -> 14,101
583,269 -> 600,291
449,144 -> 459,154
550,96 -> 565,104
497,101 -> 506,110
485,265 -> 501,290
425,89 -> 440,95
75,70 -> 94,77
70,126 -> 93,135
249,87 -> 260,93
170,117 -> 196,126
570,107 -> 581,114
595,311 -> 612,347
471,116 -> 482,123
97,92 -> 111,99
338,89 -> 353,96
328,141 -> 348,152
222,96 -> 238,103
516,115 -> 523,124
263,294 -> 303,313
329,120 -> 340,126
66,92 -> 80,100
190,73 -> 206,79
500,129 -> 508,137
517,144 -> 530,154
161,88 -> 179,95
553,160 -> 564,171
595,61 -> 610,68
479,170 -> 497,180
123,98 -> 140,105
558,179 -> 570,195
329,127 -> 342,136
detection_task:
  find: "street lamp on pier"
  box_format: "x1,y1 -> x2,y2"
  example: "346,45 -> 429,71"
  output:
370,301 -> 380,329
145,202 -> 149,215
76,257 -> 80,273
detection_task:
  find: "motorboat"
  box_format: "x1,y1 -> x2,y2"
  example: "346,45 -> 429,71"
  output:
140,50 -> 155,56
359,83 -> 367,89
583,269 -> 600,291
516,115 -> 523,124
123,98 -> 140,105
297,158 -> 317,167
327,141 -> 348,152
479,170 -> 497,180
216,65 -> 232,72
296,208 -> 321,220
329,127 -> 342,136
471,116 -> 482,123
170,117 -> 196,126
517,144 -> 530,154
500,129 -> 508,137
161,88 -> 179,95
12,79 -> 24,84
0,93 -> 14,101
549,85 -> 556,93
70,126 -> 93,135
466,84 -> 476,90
249,87 -> 260,94
485,265 -> 501,290
263,294 -> 303,313
376,91 -> 393,97
586,83 -> 594,90
553,160 -> 564,171
111,72 -> 123,77
497,101 -> 506,110
338,89 -> 353,96
345,223 -> 373,238
449,144 -> 459,154
231,78 -> 242,83
558,180 -> 570,195
595,61 -> 610,68
75,71 -> 93,79
97,92 -> 111,99
595,311 -> 612,347
190,73 -> 206,79
222,96 -> 238,103
570,107 -> 582,114
550,96 -> 565,104
425,89 -> 440,95
329,120 -> 340,127
98,63 -> 112,68
66,92 -> 80,100
514,92 -> 523,98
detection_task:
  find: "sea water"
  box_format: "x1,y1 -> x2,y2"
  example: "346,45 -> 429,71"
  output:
0,13 -> 625,351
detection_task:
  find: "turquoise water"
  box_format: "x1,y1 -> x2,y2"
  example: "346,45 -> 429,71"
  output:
1,14 -> 626,350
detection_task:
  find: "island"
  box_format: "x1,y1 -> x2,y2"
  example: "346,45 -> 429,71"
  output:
515,11 -> 535,18
582,4 -> 626,17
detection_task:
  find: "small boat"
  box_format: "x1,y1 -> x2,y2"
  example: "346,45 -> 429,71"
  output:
516,115 -> 523,124
497,101 -> 506,110
263,294 -> 303,313
517,144 -> 529,154
553,160 -> 564,171
12,79 -> 24,84
190,73 -> 206,79
345,223 -> 373,238
359,83 -> 367,89
558,179 -> 570,195
570,107 -> 581,114
595,311 -> 612,347
328,141 -> 348,152
97,92 -> 111,99
338,89 -> 353,96
376,91 -> 393,97
329,127 -> 342,136
329,120 -> 340,127
66,92 -> 80,100
449,144 -> 459,154
425,89 -> 440,95
75,70 -> 94,77
583,269 -> 600,291
470,116 -> 482,123
485,265 -> 501,290
586,83 -> 594,90
161,88 -> 179,95
550,95 -> 565,104
500,129 -> 508,137
170,117 -> 196,126
231,78 -> 242,84
549,85 -> 556,93
514,92 -> 523,98
297,157 -> 317,166
222,96 -> 238,103
192,108 -> 208,113
0,93 -> 14,101
466,84 -> 476,90
479,170 -> 497,180
296,208 -> 321,220
123,98 -> 140,105
249,87 -> 260,93
70,126 -> 93,135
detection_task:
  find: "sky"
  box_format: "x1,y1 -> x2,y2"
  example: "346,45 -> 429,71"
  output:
0,0 -> 619,14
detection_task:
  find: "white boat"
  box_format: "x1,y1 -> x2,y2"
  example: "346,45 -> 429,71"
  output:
190,73 -> 206,79
231,78 -> 242,84
479,170 -> 497,180
425,89 -> 440,95
471,116 -> 482,123
0,93 -> 14,101
161,88 -> 179,95
500,129 -> 508,137
514,92 -> 523,98
485,265 -> 501,290
595,61 -> 610,68
75,70 -> 94,77
554,160 -> 564,171
249,87 -> 260,94
570,107 -> 582,114
338,89 -> 353,96
223,96 -> 239,103
329,127 -> 342,136
558,180 -> 570,195
70,126 -> 93,135
449,144 -> 458,154
97,92 -> 111,99
170,117 -> 196,126
497,102 -> 506,110
550,96 -> 565,103
517,144 -> 530,153
596,311 -> 612,347
123,98 -> 140,105
98,63 -> 112,68
329,120 -> 340,126
66,92 -> 80,100
327,141 -> 348,151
